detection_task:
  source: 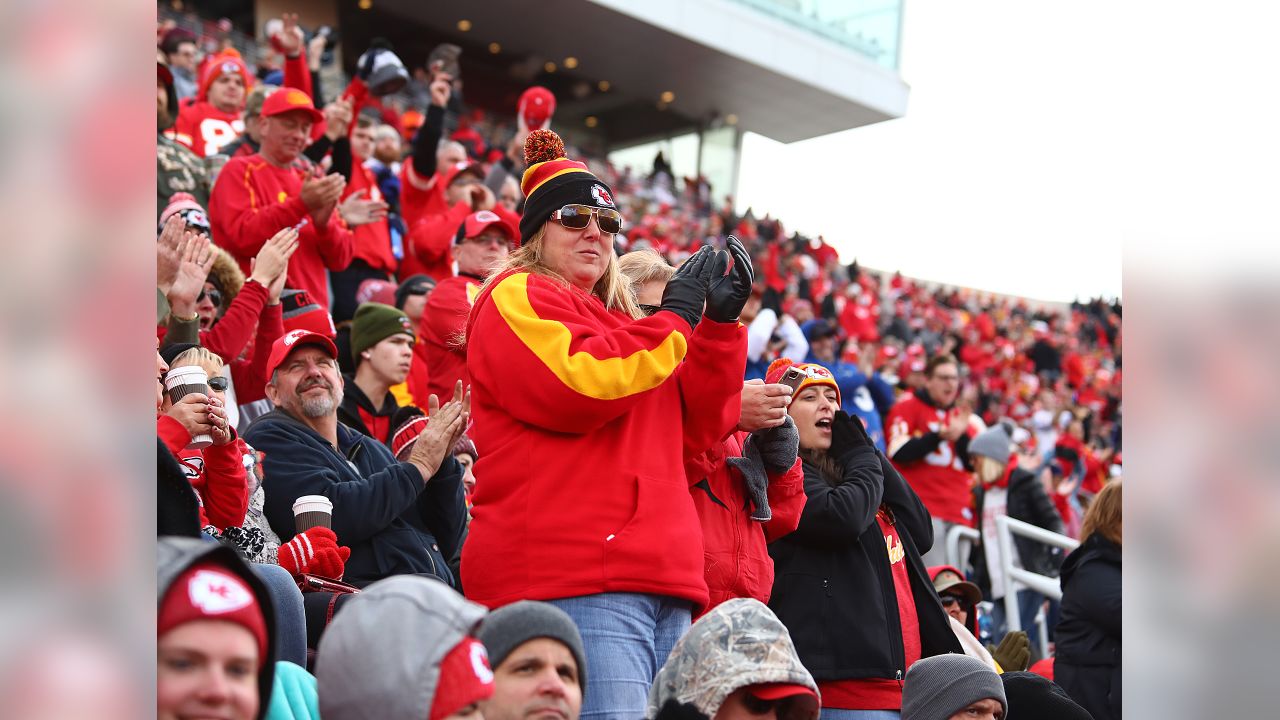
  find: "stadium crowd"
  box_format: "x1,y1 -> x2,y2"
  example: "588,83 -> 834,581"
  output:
156,10 -> 1122,720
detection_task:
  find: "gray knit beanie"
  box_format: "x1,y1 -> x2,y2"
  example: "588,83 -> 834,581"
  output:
968,421 -> 1014,462
476,601 -> 587,696
902,654 -> 1006,720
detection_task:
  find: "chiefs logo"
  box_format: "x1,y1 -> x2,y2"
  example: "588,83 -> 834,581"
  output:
282,329 -> 310,346
591,184 -> 615,208
187,569 -> 253,614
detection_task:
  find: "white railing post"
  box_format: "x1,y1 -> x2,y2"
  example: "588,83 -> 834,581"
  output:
945,524 -> 980,573
993,516 -> 1079,648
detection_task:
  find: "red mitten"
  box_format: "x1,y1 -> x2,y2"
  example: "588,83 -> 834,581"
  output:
278,527 -> 352,580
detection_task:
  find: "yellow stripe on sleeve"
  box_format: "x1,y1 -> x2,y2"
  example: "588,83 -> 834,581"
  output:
491,273 -> 687,401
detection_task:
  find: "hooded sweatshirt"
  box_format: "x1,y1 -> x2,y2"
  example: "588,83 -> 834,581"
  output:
158,536 -> 278,720
647,598 -> 820,720
316,575 -> 488,720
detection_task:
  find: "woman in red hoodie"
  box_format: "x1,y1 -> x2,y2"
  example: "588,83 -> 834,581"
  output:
462,130 -> 753,719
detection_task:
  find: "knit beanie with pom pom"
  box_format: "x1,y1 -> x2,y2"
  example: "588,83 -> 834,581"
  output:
765,358 -> 842,408
518,129 -> 618,246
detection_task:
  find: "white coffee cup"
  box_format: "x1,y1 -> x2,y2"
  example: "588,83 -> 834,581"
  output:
164,365 -> 212,450
293,495 -> 334,534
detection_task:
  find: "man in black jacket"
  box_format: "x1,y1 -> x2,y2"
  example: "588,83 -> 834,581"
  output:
245,328 -> 467,588
968,421 -> 1064,640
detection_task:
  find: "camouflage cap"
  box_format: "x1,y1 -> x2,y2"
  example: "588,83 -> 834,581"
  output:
244,83 -> 279,119
646,598 -> 820,720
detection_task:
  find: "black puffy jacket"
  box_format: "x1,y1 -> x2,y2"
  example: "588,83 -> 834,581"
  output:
768,446 -> 961,682
1054,532 -> 1122,720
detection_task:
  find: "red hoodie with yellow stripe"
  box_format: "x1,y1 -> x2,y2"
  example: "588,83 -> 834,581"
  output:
460,269 -> 746,610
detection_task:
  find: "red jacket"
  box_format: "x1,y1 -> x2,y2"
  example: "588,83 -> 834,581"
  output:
169,102 -> 244,158
344,162 -> 397,274
209,154 -> 355,309
158,415 -> 249,531
421,273 -> 481,402
403,201 -> 470,283
686,431 -> 805,615
461,270 -> 744,610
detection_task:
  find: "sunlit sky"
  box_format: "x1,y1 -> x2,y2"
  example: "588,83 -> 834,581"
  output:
734,0 -> 1131,303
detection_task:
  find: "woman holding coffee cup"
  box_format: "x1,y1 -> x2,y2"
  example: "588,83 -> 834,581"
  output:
157,345 -> 248,532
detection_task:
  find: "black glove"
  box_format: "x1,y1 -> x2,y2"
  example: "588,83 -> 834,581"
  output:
704,235 -> 754,323
754,415 -> 799,474
726,440 -> 771,522
659,245 -> 716,330
829,410 -> 872,463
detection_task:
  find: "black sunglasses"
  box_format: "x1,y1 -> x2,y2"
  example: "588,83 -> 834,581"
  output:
742,693 -> 787,715
198,288 -> 223,307
939,594 -> 968,608
208,376 -> 229,392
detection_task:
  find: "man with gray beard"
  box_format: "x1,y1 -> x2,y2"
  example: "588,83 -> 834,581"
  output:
245,328 -> 469,588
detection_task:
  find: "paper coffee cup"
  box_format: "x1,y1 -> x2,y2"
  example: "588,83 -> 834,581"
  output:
293,495 -> 334,534
164,365 -> 213,450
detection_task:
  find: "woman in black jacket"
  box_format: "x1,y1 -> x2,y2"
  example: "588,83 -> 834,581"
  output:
766,360 -> 961,719
1054,479 -> 1122,720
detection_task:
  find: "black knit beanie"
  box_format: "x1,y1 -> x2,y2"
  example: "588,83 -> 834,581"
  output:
518,129 -> 618,246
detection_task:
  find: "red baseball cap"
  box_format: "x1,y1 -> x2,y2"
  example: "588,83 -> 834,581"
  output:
260,86 -> 325,125
518,86 -> 556,130
442,160 -> 485,188
746,682 -> 820,704
457,210 -> 517,245
266,329 -> 338,379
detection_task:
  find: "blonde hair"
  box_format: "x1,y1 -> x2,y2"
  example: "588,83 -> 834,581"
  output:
480,224 -> 642,319
1081,479 -> 1122,545
170,346 -> 225,378
617,250 -> 675,289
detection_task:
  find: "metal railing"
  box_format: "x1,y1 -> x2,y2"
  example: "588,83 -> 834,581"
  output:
995,515 -> 1079,655
945,524 -> 980,572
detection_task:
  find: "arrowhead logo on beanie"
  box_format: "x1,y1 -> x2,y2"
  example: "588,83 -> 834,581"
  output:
188,568 -> 254,614
591,184 -> 615,208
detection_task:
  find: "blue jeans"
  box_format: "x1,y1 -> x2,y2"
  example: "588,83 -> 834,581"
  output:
549,592 -> 692,720
250,563 -> 308,666
821,710 -> 901,720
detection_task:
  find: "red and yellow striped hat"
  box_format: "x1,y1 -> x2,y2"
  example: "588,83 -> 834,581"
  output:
518,129 -> 617,245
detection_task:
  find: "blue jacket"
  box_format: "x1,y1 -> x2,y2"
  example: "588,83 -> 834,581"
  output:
245,409 -> 466,588
805,354 -> 894,451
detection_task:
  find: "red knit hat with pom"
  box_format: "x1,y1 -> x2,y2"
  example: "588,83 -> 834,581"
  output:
198,48 -> 252,104
765,358 -> 842,407
518,129 -> 617,245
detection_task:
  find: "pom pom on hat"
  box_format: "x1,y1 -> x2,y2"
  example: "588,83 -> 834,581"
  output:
524,129 -> 566,166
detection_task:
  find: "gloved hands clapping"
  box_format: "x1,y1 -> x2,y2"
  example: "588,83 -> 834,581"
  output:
659,245 -> 716,330
988,630 -> 1031,672
705,235 -> 754,323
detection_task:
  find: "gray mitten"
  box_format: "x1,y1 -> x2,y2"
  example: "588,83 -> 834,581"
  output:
726,438 -> 772,522
755,415 -> 800,474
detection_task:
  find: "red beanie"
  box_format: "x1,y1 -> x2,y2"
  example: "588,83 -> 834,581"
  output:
765,358 -> 841,407
428,637 -> 495,720
158,561 -> 268,661
199,48 -> 252,103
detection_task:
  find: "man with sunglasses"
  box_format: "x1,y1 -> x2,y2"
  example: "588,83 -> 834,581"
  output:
414,210 -> 519,405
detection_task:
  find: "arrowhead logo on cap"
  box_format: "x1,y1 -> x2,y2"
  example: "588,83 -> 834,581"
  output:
286,89 -> 310,106
283,329 -> 309,346
474,210 -> 499,223
187,569 -> 253,614
591,184 -> 615,208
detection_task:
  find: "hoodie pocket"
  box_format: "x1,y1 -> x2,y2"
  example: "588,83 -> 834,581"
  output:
602,475 -> 702,586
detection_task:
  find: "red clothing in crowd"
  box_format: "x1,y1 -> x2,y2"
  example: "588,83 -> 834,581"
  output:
208,154 -> 355,309
840,300 -> 880,344
886,392 -> 974,526
158,415 -> 249,531
685,431 -> 806,615
419,273 -> 482,403
344,162 -> 397,275
819,508 -> 922,711
403,202 -> 470,284
462,270 -> 745,610
170,103 -> 244,158
399,162 -> 448,229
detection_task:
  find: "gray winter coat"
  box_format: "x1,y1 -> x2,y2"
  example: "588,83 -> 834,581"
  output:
315,575 -> 488,719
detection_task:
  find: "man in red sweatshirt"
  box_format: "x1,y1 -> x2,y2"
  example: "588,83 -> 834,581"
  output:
208,88 -> 355,310
415,210 -> 517,404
